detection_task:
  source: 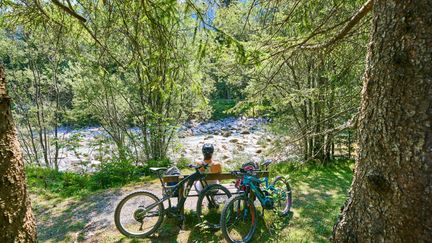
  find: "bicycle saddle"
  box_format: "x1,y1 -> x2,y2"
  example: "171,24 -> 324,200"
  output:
261,159 -> 273,167
149,167 -> 167,173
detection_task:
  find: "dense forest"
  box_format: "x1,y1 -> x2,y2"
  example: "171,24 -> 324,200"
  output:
0,0 -> 431,242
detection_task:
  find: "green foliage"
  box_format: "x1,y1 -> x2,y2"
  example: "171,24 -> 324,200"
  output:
1,0 -> 212,163
210,99 -> 237,120
1,0 -> 369,167
26,166 -> 90,197
176,156 -> 192,170
269,158 -> 354,180
90,160 -> 141,189
27,158 -> 172,197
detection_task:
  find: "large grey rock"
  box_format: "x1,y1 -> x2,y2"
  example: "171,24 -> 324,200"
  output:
222,131 -> 232,137
240,130 -> 251,135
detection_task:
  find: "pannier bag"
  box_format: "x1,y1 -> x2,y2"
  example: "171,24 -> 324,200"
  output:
164,166 -> 181,196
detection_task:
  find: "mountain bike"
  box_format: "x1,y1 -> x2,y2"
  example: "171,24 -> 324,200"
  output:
114,163 -> 231,238
220,160 -> 292,243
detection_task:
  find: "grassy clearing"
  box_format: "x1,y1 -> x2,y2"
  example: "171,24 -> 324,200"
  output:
269,160 -> 354,242
30,159 -> 353,242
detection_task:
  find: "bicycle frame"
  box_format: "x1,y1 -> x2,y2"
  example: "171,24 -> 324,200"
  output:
242,175 -> 267,205
240,173 -> 279,208
143,169 -> 208,215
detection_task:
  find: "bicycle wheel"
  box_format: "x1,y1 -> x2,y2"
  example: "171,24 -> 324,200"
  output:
196,184 -> 232,229
220,194 -> 257,243
114,190 -> 164,238
270,176 -> 292,216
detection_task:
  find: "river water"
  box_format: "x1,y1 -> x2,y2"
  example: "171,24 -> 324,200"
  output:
48,117 -> 283,172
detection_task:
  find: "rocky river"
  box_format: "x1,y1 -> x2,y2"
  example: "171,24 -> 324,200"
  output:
51,117 -> 283,172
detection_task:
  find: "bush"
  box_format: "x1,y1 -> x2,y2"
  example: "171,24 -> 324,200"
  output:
176,156 -> 192,170
210,99 -> 237,120
90,160 -> 140,189
146,158 -> 171,168
268,158 -> 355,179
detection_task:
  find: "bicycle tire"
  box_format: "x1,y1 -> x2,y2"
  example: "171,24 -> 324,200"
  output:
220,194 -> 257,243
114,190 -> 164,238
196,183 -> 232,229
270,176 -> 292,216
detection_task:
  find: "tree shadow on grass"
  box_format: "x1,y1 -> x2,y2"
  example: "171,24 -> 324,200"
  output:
287,162 -> 354,242
187,202 -> 294,242
253,211 -> 294,241
149,210 -> 222,243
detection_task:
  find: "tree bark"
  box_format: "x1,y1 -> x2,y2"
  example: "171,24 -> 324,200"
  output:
0,65 -> 37,242
333,1 -> 432,242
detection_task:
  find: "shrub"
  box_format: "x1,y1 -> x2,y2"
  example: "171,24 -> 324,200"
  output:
176,156 -> 192,170
90,158 -> 172,189
90,160 -> 139,189
210,99 -> 237,120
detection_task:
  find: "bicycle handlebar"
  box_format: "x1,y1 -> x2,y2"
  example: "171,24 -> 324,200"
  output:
230,168 -> 260,176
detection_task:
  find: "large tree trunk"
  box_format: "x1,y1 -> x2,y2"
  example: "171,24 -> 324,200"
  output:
0,65 -> 37,242
333,1 -> 432,242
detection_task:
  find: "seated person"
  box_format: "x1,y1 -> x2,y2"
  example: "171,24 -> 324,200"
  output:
194,143 -> 222,192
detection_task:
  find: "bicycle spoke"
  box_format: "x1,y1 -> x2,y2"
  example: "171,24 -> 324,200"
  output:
270,177 -> 292,215
115,191 -> 164,237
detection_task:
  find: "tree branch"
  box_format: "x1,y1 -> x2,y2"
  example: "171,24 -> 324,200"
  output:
286,111 -> 358,146
301,0 -> 373,49
51,0 -> 86,23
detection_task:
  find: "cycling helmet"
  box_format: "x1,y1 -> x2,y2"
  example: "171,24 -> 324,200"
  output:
241,161 -> 259,171
202,143 -> 214,155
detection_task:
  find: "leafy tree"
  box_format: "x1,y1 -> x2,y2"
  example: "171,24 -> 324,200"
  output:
2,0 -> 209,161
0,29 -> 74,170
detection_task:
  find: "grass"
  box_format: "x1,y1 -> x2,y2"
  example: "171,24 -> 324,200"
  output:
269,160 -> 354,242
30,159 -> 354,242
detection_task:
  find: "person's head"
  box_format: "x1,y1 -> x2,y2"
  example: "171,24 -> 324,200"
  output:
202,143 -> 214,160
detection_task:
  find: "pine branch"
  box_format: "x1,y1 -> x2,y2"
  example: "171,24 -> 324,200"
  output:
51,0 -> 86,23
301,0 -> 373,50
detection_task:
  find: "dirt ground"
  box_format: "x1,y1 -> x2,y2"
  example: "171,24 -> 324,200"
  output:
32,180 -> 236,242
